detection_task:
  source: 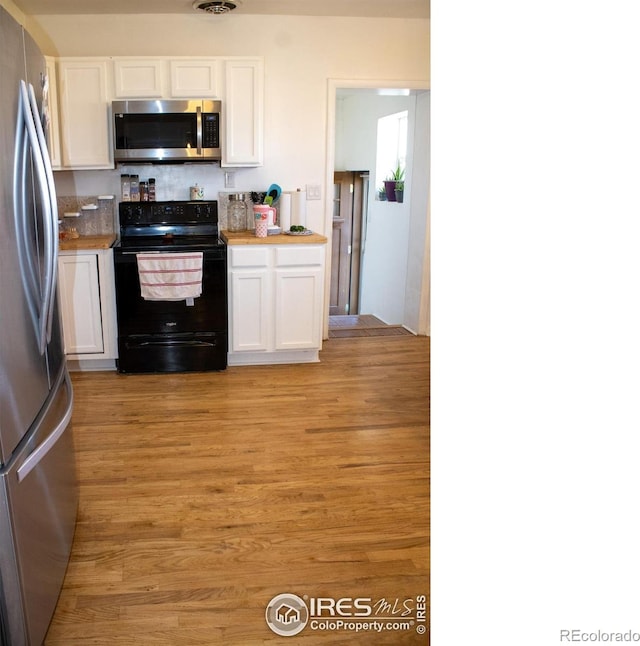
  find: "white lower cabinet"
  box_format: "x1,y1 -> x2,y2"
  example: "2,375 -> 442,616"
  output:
58,249 -> 118,370
228,244 -> 325,365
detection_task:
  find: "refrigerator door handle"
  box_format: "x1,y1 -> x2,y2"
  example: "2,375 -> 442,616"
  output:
16,372 -> 74,483
27,81 -> 59,345
18,80 -> 57,355
13,86 -> 41,334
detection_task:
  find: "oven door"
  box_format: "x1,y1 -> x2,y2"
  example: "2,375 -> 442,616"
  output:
113,246 -> 228,372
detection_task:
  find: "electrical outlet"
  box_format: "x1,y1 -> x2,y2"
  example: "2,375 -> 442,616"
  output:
224,172 -> 235,189
306,184 -> 321,200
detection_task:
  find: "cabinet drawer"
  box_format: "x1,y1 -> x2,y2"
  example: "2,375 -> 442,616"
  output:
230,246 -> 269,268
275,245 -> 324,267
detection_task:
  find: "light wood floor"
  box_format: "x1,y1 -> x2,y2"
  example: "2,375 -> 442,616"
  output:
45,335 -> 430,645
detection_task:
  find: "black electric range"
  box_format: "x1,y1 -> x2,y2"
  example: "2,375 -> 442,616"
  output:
113,201 -> 227,373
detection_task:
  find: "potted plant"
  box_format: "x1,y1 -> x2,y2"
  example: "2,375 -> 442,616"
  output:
394,180 -> 405,203
384,162 -> 405,202
378,185 -> 387,201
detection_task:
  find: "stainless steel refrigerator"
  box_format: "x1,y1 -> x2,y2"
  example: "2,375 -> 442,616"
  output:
0,6 -> 78,645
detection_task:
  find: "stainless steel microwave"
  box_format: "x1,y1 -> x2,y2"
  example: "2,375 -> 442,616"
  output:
112,99 -> 221,163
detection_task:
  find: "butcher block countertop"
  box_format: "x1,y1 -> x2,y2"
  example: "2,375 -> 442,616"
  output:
59,234 -> 116,251
222,230 -> 327,245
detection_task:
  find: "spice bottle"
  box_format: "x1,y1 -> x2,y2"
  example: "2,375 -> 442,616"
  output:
148,178 -> 156,202
140,181 -> 149,202
130,175 -> 140,202
120,174 -> 130,201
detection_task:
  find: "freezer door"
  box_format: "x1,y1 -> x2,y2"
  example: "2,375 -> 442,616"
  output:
0,9 -> 61,466
0,368 -> 77,646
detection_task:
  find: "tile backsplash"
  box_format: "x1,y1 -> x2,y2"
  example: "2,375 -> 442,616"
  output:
57,195 -> 116,237
57,191 -> 283,235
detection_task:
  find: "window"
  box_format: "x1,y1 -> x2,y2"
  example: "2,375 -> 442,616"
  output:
376,110 -> 408,200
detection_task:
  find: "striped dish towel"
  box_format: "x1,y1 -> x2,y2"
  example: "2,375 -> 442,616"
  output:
136,252 -> 203,301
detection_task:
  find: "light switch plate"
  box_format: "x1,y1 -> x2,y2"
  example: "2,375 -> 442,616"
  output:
225,172 -> 235,189
306,184 -> 321,200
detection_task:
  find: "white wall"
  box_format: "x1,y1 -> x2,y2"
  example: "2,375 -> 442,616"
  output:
30,14 -> 428,238
405,91 -> 430,334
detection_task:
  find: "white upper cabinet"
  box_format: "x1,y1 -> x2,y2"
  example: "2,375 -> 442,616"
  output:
169,59 -> 220,98
222,58 -> 264,167
44,56 -> 62,169
112,58 -> 221,98
57,59 -> 113,169
52,56 -> 264,169
113,59 -> 164,98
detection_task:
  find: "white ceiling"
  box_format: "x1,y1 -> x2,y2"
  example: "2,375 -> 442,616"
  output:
12,0 -> 429,18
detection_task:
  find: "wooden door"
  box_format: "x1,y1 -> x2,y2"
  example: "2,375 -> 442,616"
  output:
330,171 -> 366,315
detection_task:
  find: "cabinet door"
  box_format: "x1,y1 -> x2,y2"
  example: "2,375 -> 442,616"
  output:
169,59 -> 220,98
113,59 -> 164,98
274,266 -> 323,350
44,56 -> 62,169
229,269 -> 269,352
58,254 -> 104,354
58,59 -> 112,169
96,249 -> 118,359
222,59 -> 263,167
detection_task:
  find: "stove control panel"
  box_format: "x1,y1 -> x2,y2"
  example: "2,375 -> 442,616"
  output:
119,200 -> 218,226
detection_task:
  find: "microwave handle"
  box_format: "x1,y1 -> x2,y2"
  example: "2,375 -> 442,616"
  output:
196,105 -> 202,155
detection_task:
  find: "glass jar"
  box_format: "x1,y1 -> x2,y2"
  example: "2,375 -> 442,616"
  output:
227,193 -> 247,232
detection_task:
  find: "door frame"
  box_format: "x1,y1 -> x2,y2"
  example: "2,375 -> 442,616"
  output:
323,78 -> 430,339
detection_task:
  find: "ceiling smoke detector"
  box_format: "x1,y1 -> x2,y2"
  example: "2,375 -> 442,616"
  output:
192,0 -> 240,14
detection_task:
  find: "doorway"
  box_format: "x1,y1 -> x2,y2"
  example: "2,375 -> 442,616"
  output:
329,169 -> 410,337
329,170 -> 367,316
325,82 -> 430,339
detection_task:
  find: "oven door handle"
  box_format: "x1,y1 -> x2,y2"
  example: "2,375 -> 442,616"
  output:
136,339 -> 217,348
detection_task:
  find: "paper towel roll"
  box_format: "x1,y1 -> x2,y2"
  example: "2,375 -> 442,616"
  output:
278,192 -> 291,231
290,189 -> 307,228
